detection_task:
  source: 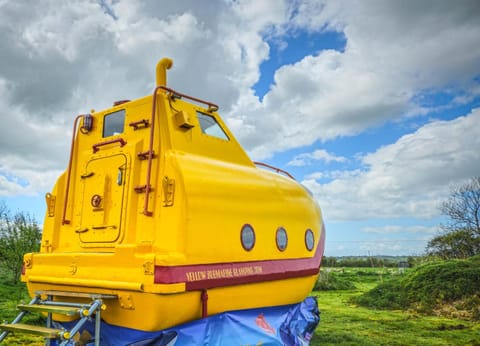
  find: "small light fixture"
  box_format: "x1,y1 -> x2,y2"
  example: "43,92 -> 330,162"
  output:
80,114 -> 93,133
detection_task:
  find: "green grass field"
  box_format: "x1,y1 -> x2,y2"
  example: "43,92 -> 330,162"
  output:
0,272 -> 44,345
1,267 -> 479,345
311,268 -> 480,346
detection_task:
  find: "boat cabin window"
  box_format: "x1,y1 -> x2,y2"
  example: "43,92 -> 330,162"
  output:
197,111 -> 229,140
103,109 -> 125,137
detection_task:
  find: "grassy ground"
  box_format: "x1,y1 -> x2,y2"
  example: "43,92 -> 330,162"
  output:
1,268 -> 479,345
311,268 -> 480,346
0,270 -> 44,345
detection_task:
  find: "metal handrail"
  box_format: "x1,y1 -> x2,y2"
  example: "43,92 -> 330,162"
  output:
141,86 -> 163,216
254,162 -> 295,180
62,115 -> 86,225
158,86 -> 219,112
92,138 -> 127,153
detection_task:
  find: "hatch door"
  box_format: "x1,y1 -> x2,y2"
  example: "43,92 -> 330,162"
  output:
78,153 -> 128,246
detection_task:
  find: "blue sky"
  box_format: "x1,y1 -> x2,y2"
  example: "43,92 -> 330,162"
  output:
253,29 -> 346,100
1,1 -> 480,257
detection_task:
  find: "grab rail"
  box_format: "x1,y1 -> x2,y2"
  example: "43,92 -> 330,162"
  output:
254,162 -> 295,180
92,138 -> 127,153
158,86 -> 219,112
141,86 -> 162,216
62,115 -> 87,225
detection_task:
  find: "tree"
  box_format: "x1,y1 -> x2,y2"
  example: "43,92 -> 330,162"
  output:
426,177 -> 480,259
0,204 -> 42,283
440,176 -> 480,236
426,228 -> 480,259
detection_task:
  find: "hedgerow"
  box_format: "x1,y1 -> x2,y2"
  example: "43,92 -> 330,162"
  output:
353,255 -> 480,320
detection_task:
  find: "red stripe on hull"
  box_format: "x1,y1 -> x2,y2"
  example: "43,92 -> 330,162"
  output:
154,228 -> 326,291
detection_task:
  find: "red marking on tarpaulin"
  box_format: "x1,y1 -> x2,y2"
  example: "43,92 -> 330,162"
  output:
255,313 -> 276,334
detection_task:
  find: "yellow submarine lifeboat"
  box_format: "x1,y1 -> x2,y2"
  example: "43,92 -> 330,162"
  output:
21,58 -> 326,332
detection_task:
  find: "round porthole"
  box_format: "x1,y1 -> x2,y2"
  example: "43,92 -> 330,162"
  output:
241,224 -> 255,251
305,229 -> 315,251
276,227 -> 288,251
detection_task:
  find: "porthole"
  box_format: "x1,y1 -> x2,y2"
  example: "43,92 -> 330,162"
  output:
241,224 -> 255,251
276,227 -> 288,251
305,229 -> 315,251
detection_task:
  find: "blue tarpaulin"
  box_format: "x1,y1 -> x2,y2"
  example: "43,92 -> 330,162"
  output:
55,297 -> 320,346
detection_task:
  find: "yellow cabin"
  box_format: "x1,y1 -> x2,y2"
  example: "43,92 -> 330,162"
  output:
20,58 -> 325,332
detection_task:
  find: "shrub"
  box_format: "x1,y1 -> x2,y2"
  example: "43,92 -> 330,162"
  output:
353,278 -> 407,310
353,256 -> 480,319
314,271 -> 356,291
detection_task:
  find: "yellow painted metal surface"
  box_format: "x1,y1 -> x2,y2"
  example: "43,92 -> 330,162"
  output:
0,323 -> 62,338
22,58 -> 325,332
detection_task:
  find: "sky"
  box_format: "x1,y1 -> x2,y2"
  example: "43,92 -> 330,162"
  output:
0,0 -> 479,256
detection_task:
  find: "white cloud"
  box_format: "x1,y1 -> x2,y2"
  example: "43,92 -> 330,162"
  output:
288,149 -> 346,166
0,0 -> 479,204
0,0 -> 284,196
325,239 -> 428,256
304,108 -> 480,221
229,0 -> 480,159
362,225 -> 438,234
305,169 -> 363,181
357,240 -> 424,256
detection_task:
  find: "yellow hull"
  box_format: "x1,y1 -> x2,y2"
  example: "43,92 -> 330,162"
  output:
21,58 -> 326,332
26,276 -> 317,331
23,228 -> 324,331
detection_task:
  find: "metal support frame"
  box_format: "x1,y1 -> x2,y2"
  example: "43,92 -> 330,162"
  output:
46,294 -> 53,346
58,299 -> 103,346
0,296 -> 39,343
0,292 -> 110,346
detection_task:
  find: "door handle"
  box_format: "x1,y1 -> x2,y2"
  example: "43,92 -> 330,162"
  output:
91,225 -> 117,230
75,228 -> 89,233
81,172 -> 95,179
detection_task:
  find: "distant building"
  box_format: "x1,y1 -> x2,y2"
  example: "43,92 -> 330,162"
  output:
398,261 -> 409,273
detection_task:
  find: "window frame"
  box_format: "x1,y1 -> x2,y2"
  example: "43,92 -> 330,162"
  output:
196,111 -> 229,141
103,109 -> 126,138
